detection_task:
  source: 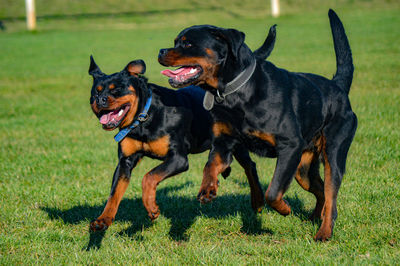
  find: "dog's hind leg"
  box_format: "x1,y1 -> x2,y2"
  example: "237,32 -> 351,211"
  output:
233,145 -> 264,212
294,151 -> 325,220
265,139 -> 304,216
314,113 -> 357,241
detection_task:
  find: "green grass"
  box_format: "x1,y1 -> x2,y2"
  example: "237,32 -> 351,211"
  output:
1,0 -> 400,264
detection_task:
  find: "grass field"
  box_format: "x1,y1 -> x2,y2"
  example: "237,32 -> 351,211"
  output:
1,0 -> 399,264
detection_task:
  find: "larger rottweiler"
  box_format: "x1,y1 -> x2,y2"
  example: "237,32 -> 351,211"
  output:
158,10 -> 357,241
88,26 -> 277,231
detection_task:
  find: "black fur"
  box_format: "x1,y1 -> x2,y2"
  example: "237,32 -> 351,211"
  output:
88,26 -> 277,231
159,9 -> 357,241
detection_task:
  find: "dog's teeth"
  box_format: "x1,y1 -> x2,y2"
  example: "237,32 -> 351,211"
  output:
118,109 -> 123,116
189,68 -> 197,74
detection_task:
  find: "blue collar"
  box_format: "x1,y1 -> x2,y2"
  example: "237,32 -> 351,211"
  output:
114,89 -> 152,142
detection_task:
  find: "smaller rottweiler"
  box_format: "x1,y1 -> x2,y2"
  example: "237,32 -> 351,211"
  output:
159,10 -> 357,241
87,24 -> 276,231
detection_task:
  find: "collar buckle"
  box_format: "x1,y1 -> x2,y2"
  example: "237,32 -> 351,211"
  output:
137,113 -> 149,122
215,90 -> 225,103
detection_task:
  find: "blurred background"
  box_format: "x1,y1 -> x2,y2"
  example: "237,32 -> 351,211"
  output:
1,0 -> 398,33
1,0 -> 398,86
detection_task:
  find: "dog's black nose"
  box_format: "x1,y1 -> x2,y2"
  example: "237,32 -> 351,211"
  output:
158,49 -> 167,58
97,96 -> 108,107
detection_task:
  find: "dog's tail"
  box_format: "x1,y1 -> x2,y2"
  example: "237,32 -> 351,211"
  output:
329,9 -> 353,94
254,24 -> 277,60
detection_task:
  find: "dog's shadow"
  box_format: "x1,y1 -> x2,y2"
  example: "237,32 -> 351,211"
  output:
41,183 -> 309,250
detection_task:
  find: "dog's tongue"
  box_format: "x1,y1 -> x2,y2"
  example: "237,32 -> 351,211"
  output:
100,110 -> 118,125
161,67 -> 191,78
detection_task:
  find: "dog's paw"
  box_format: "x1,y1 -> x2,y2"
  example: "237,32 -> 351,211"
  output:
148,208 -> 160,221
90,217 -> 113,232
143,201 -> 160,221
266,197 -> 291,216
197,183 -> 218,204
279,199 -> 291,216
314,228 -> 332,242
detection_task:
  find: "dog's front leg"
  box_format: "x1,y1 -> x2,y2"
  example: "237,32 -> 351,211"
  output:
198,135 -> 235,203
90,153 -> 142,231
141,152 -> 189,220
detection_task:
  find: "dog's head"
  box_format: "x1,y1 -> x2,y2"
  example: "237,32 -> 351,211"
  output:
89,56 -> 147,131
158,25 -> 254,91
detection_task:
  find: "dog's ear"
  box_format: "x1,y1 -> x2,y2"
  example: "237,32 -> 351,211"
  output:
88,55 -> 104,79
211,28 -> 245,60
124,60 -> 146,77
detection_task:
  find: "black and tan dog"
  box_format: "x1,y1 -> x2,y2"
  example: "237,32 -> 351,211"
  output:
159,10 -> 357,241
88,26 -> 277,231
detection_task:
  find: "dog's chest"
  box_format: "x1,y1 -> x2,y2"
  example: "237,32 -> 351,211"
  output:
120,136 -> 170,158
241,129 -> 277,158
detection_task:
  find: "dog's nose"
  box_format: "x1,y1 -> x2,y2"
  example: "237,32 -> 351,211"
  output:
97,96 -> 108,107
158,49 -> 168,58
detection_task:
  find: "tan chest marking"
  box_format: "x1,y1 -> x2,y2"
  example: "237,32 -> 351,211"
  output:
248,130 -> 276,146
121,135 -> 170,157
212,122 -> 232,137
143,135 -> 170,157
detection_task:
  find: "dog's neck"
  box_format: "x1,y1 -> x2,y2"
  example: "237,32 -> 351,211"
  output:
219,44 -> 255,88
224,59 -> 256,94
114,78 -> 152,142
203,58 -> 256,110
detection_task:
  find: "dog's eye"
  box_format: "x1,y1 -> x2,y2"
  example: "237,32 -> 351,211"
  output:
109,87 -> 121,95
183,42 -> 192,49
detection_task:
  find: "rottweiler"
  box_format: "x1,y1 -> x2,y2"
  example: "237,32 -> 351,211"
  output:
158,10 -> 357,241
88,25 -> 277,231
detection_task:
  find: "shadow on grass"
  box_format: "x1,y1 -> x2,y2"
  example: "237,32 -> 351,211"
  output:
41,183 -> 309,250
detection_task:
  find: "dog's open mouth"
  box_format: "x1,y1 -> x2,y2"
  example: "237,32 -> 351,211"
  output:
161,66 -> 203,87
99,105 -> 130,130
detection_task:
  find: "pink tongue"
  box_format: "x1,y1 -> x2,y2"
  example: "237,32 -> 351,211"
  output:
100,110 -> 118,125
161,67 -> 192,78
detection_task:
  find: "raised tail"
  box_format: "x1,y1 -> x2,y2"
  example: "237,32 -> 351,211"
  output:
254,24 -> 277,60
329,9 -> 354,94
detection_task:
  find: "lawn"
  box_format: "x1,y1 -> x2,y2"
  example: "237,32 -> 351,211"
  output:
0,0 -> 399,264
